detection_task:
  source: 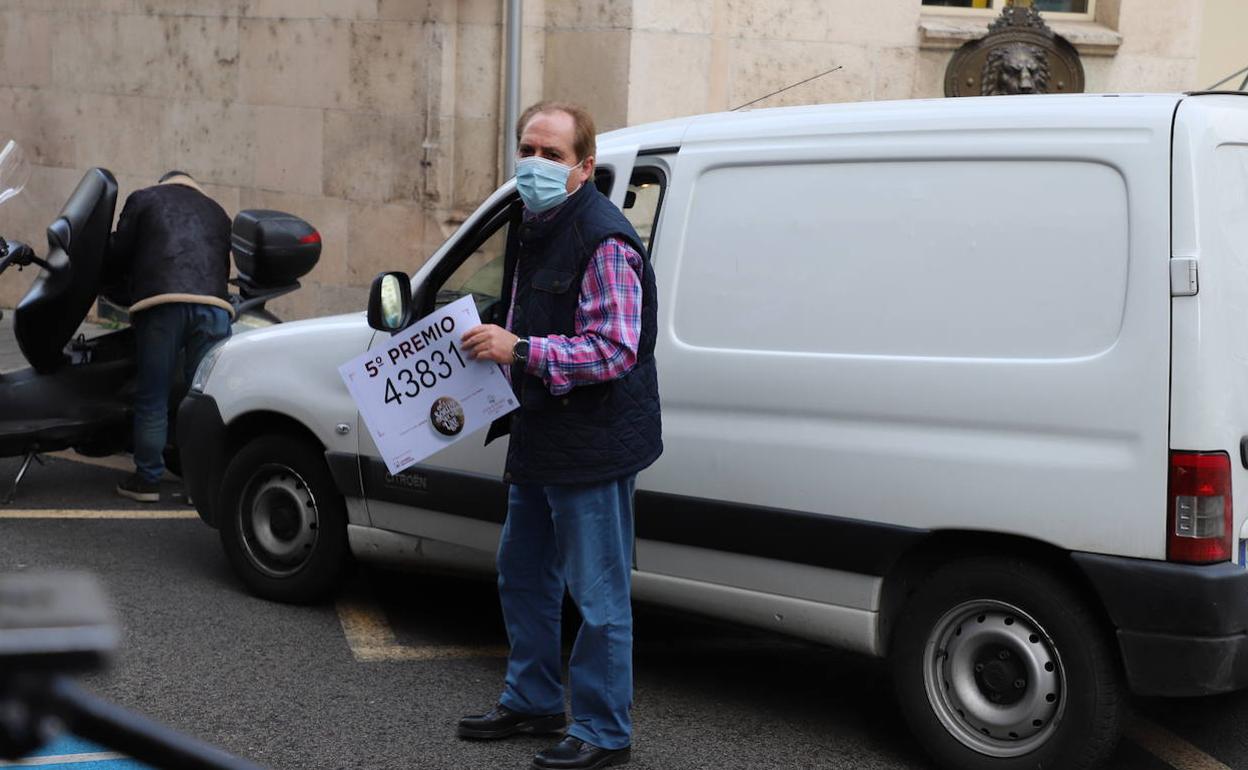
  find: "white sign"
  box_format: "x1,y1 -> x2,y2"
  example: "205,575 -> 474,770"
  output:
339,295 -> 518,474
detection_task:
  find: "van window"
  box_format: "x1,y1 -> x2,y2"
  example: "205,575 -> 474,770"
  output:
435,218 -> 509,314
674,160 -> 1128,359
1215,145 -> 1248,249
623,167 -> 666,255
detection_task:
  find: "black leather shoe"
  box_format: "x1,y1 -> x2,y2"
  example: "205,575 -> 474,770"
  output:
456,703 -> 566,740
532,736 -> 631,769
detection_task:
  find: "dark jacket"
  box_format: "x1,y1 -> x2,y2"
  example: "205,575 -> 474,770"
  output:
488,184 -> 663,486
103,177 -> 234,316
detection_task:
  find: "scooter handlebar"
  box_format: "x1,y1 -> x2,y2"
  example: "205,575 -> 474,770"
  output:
0,240 -> 37,275
0,572 -> 268,769
47,677 -> 268,770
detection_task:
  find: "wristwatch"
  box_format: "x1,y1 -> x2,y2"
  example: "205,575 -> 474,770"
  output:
512,338 -> 530,365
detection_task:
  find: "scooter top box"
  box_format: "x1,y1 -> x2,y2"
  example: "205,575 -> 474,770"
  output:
231,209 -> 321,287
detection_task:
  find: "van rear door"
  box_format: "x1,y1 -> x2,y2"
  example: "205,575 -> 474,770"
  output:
1170,94 -> 1248,566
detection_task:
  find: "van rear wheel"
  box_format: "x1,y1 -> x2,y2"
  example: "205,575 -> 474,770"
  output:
218,434 -> 348,604
891,558 -> 1124,770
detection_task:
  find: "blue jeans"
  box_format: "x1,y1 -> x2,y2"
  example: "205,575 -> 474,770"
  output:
497,476 -> 637,750
133,303 -> 231,483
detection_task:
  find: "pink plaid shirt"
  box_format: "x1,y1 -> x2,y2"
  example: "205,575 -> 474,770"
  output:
507,236 -> 644,397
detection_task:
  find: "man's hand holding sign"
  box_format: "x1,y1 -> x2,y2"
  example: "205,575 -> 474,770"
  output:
460,323 -> 520,365
338,294 -> 517,474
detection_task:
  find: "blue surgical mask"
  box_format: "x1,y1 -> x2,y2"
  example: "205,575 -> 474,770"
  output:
515,156 -> 579,213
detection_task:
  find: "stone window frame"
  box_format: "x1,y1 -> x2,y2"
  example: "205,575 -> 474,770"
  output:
921,1 -> 1096,22
920,0 -> 1123,58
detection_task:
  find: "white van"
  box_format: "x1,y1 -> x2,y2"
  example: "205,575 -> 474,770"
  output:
179,93 -> 1248,770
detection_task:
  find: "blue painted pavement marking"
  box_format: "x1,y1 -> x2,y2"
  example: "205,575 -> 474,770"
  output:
3,736 -> 153,768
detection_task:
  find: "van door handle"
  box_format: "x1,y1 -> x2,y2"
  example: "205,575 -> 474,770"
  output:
1171,257 -> 1198,297
1241,437 -> 1248,470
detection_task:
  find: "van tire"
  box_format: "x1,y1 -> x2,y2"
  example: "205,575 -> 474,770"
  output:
218,434 -> 348,604
890,557 -> 1124,770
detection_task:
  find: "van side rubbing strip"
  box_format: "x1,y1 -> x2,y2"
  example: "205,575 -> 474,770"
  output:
342,456 -> 928,576
637,490 -> 927,577
354,455 -> 510,525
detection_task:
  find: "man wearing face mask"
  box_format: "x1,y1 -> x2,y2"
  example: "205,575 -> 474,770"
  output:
458,101 -> 662,770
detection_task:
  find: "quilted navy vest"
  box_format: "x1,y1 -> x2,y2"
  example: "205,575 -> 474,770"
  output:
487,184 -> 662,486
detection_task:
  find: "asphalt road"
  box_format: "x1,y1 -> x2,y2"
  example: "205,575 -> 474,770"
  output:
0,453 -> 1243,770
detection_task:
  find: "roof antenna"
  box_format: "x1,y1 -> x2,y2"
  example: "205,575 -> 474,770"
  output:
1206,64 -> 1248,92
731,65 -> 844,111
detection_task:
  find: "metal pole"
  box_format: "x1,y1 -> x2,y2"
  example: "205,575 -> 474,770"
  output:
503,0 -> 522,179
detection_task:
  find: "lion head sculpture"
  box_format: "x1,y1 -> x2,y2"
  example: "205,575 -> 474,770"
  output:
981,42 -> 1051,95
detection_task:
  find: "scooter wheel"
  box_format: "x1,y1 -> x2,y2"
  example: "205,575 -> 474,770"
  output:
218,434 -> 349,603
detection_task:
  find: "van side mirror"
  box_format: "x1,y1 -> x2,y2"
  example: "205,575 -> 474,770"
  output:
367,272 -> 412,332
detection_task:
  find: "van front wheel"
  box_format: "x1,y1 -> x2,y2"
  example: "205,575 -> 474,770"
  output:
891,558 -> 1124,770
218,435 -> 348,604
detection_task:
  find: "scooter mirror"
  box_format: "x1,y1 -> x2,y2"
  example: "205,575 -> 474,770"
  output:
368,271 -> 412,332
0,571 -> 117,676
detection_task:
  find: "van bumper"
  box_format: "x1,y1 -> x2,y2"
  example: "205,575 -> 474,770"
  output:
176,391 -> 227,528
1072,552 -> 1248,697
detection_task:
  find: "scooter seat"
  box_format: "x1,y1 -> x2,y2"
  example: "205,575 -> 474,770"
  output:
0,411 -> 129,457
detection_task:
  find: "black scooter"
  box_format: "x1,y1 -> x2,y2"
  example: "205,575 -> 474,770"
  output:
0,163 -> 321,501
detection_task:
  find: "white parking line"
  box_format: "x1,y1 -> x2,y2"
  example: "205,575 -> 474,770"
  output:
0,509 -> 197,519
0,752 -> 126,766
335,587 -> 508,662
1128,717 -> 1233,770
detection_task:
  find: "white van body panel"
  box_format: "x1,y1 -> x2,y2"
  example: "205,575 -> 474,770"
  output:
1171,95 -> 1248,561
639,95 -> 1176,568
208,314 -> 373,455
347,96 -> 1180,608
596,114 -> 695,152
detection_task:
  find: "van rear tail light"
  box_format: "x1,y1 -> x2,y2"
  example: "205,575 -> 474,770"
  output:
1167,451 -> 1233,564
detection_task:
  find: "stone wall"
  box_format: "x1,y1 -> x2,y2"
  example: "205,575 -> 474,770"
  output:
0,0 -> 1211,321
0,0 -> 546,319
625,0 -> 925,123
1197,0 -> 1248,89
613,0 -> 1207,123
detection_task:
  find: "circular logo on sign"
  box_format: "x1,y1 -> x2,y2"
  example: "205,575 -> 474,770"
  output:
430,396 -> 465,437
